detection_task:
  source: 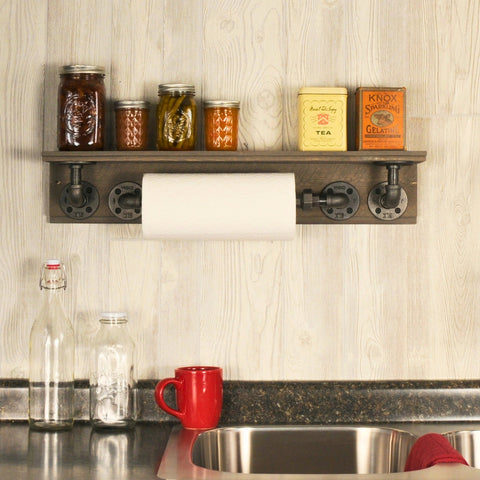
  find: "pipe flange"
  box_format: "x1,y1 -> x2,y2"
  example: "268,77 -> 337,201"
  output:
320,181 -> 360,221
60,181 -> 99,220
108,182 -> 142,221
368,182 -> 408,220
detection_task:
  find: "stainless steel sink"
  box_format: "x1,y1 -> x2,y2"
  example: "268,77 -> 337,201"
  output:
191,426 -> 416,475
157,424 -> 480,480
443,430 -> 480,468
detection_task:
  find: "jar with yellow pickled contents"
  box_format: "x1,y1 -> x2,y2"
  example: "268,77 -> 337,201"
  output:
156,84 -> 196,150
298,87 -> 347,151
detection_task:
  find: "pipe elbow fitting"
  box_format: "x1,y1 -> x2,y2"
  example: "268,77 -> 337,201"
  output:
381,184 -> 402,209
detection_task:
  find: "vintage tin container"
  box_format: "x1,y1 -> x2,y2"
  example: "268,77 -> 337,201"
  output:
298,87 -> 347,151
355,87 -> 406,150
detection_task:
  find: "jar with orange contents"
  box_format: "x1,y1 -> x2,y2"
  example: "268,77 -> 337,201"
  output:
204,100 -> 240,151
114,100 -> 150,150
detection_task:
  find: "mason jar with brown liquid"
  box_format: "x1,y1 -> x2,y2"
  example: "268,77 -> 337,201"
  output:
58,65 -> 106,150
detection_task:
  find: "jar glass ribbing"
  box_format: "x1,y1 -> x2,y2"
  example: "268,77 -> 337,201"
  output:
58,65 -> 106,150
115,100 -> 150,150
204,100 -> 240,151
156,84 -> 196,150
89,313 -> 137,430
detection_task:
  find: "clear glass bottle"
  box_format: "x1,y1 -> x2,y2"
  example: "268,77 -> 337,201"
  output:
28,260 -> 74,431
90,312 -> 137,429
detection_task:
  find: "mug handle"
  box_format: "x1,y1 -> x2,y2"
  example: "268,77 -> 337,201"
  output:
155,378 -> 185,419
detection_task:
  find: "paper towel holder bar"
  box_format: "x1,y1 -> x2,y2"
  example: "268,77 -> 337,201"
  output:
43,150 -> 426,224
107,180 -> 361,222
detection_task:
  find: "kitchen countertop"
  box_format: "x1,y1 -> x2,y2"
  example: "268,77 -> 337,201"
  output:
3,380 -> 480,479
0,421 -> 173,480
2,421 -> 480,479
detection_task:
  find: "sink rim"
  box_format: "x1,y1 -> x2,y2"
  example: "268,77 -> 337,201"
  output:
194,424 -> 417,434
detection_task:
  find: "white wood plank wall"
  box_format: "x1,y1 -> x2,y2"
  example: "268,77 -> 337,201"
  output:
1,0 -> 479,380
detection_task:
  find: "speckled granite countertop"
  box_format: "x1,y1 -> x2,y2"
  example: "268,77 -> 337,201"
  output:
2,379 -> 480,423
219,380 -> 480,424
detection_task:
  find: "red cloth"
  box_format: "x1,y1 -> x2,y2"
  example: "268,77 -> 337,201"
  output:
404,433 -> 469,471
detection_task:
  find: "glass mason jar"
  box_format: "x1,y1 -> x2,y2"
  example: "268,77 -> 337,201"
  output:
204,100 -> 240,151
156,83 -> 196,150
58,64 -> 106,150
114,100 -> 150,150
89,313 -> 137,430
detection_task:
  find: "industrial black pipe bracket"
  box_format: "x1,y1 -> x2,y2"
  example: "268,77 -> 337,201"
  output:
297,181 -> 360,221
108,182 -> 142,221
59,162 -> 99,220
368,162 -> 409,221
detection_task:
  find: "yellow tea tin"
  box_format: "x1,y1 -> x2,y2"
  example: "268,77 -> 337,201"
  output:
298,87 -> 347,151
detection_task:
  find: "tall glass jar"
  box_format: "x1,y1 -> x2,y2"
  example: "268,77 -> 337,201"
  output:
29,260 -> 74,431
58,64 -> 106,150
156,83 -> 196,150
89,313 -> 137,430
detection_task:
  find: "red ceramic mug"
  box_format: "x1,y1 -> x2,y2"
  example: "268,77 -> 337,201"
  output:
155,366 -> 223,430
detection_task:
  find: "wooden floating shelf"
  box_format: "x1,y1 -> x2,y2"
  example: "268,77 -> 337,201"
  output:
43,150 -> 426,164
43,150 -> 426,225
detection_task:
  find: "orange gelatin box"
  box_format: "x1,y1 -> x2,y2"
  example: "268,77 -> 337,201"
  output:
355,87 -> 406,150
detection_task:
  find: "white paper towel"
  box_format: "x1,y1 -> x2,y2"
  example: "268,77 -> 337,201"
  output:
142,173 -> 296,240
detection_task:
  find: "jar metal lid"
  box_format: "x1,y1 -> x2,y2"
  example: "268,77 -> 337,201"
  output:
158,83 -> 195,95
100,312 -> 128,324
204,100 -> 240,108
298,87 -> 347,95
60,64 -> 105,75
114,100 -> 150,109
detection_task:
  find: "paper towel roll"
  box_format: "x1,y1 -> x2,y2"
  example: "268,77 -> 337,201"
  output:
142,173 -> 296,240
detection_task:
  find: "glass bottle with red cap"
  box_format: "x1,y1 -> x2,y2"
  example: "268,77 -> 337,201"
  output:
28,260 -> 75,430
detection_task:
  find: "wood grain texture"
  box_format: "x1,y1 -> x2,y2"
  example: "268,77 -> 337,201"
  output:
0,0 -> 48,377
406,0 -> 480,116
203,0 -> 284,151
42,0 -> 114,378
343,0 -> 412,379
284,0 -> 346,149
2,0 -> 480,381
